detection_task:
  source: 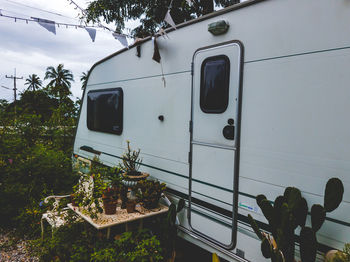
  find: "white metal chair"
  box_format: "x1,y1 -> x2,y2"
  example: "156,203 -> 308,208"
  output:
41,157 -> 92,239
41,194 -> 72,239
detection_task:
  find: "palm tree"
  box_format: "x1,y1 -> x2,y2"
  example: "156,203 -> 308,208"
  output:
44,64 -> 74,102
25,74 -> 42,91
80,70 -> 89,90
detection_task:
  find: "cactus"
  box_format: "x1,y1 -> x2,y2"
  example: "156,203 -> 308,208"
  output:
248,214 -> 263,240
299,178 -> 344,260
311,204 -> 326,232
261,237 -> 272,258
324,178 -> 344,212
247,178 -> 344,262
300,227 -> 317,262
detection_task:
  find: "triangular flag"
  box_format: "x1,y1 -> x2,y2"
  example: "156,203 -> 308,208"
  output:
31,17 -> 56,35
157,28 -> 170,39
152,37 -> 161,63
164,10 -> 176,29
85,27 -> 96,42
112,33 -> 128,48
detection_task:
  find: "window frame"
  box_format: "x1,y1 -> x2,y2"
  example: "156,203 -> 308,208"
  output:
87,87 -> 123,135
200,55 -> 230,114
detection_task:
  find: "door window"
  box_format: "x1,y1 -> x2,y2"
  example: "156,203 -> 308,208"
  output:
200,55 -> 230,113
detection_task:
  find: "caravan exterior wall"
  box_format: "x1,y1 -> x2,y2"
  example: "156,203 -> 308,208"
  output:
74,0 -> 350,260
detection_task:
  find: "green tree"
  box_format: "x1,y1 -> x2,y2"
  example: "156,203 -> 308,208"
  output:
44,64 -> 74,102
86,0 -> 239,37
17,90 -> 59,122
80,71 -> 89,90
24,74 -> 42,92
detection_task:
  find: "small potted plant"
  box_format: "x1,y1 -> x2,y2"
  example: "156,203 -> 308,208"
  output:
126,199 -> 136,213
120,140 -> 149,181
102,186 -> 118,215
137,179 -> 166,209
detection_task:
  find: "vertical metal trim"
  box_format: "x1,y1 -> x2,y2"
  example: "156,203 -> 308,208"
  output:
188,40 -> 244,250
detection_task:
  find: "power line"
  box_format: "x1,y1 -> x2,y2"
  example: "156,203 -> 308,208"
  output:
1,0 -> 76,19
0,11 -> 102,29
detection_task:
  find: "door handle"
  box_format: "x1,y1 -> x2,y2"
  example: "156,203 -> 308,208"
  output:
223,118 -> 235,140
223,125 -> 234,140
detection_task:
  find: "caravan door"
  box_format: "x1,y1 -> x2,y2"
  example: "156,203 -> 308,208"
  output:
189,41 -> 243,249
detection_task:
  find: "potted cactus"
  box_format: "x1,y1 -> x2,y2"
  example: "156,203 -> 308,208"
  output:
120,140 -> 149,180
137,179 -> 166,209
247,177 -> 344,262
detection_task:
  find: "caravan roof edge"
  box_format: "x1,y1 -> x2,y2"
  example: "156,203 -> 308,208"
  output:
87,0 -> 268,79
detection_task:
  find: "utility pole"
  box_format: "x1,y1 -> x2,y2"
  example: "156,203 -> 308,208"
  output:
6,68 -> 23,102
5,68 -> 23,119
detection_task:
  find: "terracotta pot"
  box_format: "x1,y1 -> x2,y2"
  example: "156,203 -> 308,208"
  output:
126,200 -> 136,213
143,198 -> 159,209
103,199 -> 117,215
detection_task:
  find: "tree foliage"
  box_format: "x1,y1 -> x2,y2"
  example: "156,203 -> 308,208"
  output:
80,70 -> 89,90
24,74 -> 42,92
0,65 -> 79,233
86,0 -> 240,37
44,64 -> 74,102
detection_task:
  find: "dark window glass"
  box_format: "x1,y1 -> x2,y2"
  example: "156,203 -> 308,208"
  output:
87,88 -> 123,135
200,55 -> 230,113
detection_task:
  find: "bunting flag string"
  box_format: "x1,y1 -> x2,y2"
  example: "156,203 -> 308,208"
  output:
65,0 -> 135,44
1,0 -> 186,45
0,11 -> 97,29
0,10 -> 133,45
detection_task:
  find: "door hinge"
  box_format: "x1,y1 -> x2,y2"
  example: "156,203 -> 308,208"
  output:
188,152 -> 192,164
191,62 -> 194,76
189,120 -> 193,133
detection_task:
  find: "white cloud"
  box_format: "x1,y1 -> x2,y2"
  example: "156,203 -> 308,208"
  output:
0,0 -> 127,101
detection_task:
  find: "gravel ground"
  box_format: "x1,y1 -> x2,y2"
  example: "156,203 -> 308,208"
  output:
0,230 -> 39,262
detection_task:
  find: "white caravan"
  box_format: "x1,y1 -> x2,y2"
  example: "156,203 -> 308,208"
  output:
74,0 -> 350,260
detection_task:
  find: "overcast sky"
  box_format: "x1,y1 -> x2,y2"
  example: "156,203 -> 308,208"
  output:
0,0 -> 129,102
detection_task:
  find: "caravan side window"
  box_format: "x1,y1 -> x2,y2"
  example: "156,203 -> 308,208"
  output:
87,88 -> 123,135
200,55 -> 230,113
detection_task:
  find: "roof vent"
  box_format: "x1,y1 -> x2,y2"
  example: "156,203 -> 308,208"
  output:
208,20 -> 229,35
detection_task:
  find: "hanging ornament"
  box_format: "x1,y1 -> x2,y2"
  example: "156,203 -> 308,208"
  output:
152,36 -> 161,63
